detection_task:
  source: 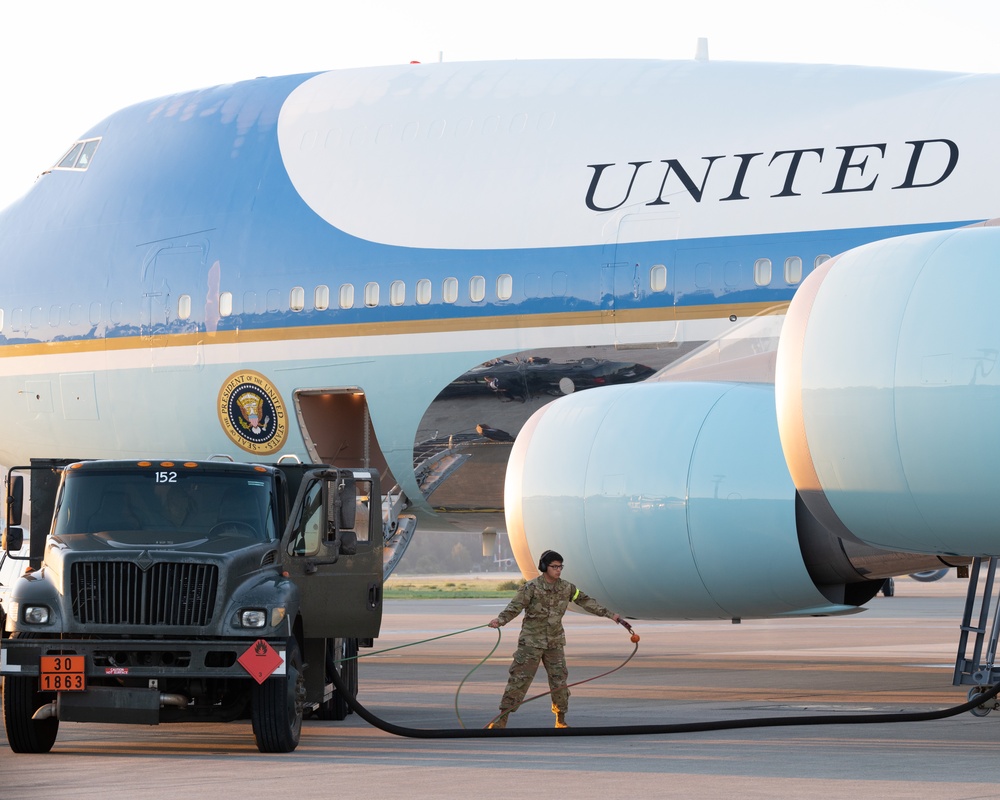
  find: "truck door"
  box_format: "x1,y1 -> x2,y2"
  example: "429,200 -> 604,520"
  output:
282,470 -> 383,639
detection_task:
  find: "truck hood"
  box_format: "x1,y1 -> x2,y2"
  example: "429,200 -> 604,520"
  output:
51,531 -> 277,557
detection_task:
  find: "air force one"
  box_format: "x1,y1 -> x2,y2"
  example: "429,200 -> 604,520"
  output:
1,58 -> 999,622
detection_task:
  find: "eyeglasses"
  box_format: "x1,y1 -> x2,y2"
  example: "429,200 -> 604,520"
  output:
548,564 -> 564,570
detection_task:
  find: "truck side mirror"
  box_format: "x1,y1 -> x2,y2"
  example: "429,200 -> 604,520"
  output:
330,475 -> 356,531
2,525 -> 24,552
6,474 -> 23,527
338,530 -> 358,556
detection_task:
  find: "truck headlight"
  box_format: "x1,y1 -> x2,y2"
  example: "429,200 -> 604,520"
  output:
240,609 -> 267,628
23,605 -> 50,624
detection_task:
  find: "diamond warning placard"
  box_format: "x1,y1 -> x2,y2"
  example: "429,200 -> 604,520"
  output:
238,639 -> 285,684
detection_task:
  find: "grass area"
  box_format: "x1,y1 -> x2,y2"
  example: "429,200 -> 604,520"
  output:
384,577 -> 524,599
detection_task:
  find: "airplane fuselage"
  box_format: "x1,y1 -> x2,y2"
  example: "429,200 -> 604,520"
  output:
1,60 -> 997,615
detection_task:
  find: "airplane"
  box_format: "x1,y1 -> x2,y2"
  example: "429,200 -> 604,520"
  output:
1,57 -> 998,627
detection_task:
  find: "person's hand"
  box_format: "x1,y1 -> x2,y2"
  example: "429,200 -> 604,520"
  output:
488,618 -> 501,628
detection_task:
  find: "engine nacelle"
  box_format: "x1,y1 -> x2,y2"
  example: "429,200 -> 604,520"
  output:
505,380 -> 891,620
776,225 -> 1000,557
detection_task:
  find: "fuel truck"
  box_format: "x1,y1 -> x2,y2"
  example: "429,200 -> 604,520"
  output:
0,457 -> 383,753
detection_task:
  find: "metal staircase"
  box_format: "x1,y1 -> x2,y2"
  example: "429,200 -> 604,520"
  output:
954,557 -> 1000,715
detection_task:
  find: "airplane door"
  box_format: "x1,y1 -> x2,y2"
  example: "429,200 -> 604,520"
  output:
609,213 -> 678,345
140,243 -> 209,342
283,471 -> 384,640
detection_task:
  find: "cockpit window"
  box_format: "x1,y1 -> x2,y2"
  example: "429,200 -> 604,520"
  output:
54,138 -> 101,171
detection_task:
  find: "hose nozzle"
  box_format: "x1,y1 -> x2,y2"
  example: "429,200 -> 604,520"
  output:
616,617 -> 640,642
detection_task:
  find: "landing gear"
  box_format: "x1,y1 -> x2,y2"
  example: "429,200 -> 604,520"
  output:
251,637 -> 305,752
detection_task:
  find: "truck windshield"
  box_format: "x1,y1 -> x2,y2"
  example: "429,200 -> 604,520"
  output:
52,468 -> 276,541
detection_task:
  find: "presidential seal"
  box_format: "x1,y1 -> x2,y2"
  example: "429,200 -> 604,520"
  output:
217,370 -> 289,454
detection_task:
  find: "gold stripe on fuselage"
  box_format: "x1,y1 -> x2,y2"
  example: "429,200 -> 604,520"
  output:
0,301 -> 789,359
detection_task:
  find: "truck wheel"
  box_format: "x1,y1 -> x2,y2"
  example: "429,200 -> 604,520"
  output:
319,638 -> 358,721
251,637 -> 304,753
2,632 -> 59,753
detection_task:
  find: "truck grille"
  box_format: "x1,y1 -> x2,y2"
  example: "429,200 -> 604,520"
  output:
71,562 -> 219,626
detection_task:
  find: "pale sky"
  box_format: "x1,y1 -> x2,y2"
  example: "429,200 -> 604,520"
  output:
1,0 -> 998,210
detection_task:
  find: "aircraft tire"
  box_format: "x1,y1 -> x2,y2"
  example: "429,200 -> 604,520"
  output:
2,632 -> 59,753
251,637 -> 304,752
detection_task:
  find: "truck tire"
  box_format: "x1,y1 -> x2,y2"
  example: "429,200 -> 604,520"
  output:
2,632 -> 59,753
251,637 -> 304,753
319,638 -> 358,721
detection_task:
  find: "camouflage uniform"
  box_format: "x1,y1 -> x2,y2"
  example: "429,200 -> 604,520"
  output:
495,575 -> 615,715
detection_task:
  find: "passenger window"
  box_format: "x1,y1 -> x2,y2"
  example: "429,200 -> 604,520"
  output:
416,279 -> 431,305
650,264 -> 667,292
443,277 -> 458,304
289,286 -> 305,312
496,274 -> 512,301
315,285 -> 330,311
219,292 -> 233,317
470,275 -> 486,302
814,254 -> 831,268
390,280 -> 406,306
178,294 -> 192,320
364,282 -> 380,308
784,256 -> 802,285
753,258 -> 772,287
339,284 -> 355,309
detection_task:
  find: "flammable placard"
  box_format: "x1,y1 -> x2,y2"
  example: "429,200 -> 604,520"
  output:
238,639 -> 285,684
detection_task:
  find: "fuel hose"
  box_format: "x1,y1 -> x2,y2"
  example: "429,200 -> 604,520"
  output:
329,620 -> 1000,738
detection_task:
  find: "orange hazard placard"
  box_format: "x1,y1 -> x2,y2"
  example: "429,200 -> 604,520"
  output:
238,639 -> 285,684
40,655 -> 86,692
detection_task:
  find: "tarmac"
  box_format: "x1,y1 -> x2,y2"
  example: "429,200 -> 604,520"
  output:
2,574 -> 998,799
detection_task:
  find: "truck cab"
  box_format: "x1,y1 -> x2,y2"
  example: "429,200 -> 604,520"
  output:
0,458 -> 383,753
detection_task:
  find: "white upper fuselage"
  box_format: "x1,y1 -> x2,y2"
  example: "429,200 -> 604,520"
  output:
0,59 -> 995,519
279,61 -> 988,247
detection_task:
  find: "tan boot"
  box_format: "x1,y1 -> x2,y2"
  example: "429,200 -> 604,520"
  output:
488,712 -> 509,730
554,711 -> 569,729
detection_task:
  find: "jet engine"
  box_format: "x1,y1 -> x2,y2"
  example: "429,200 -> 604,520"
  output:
504,379 -> 958,620
776,224 -> 1000,558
